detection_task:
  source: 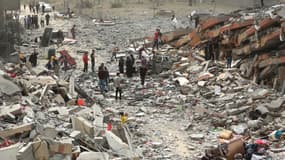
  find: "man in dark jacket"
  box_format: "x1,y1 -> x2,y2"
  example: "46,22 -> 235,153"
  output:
90,50 -> 95,72
119,57 -> 124,74
98,63 -> 107,94
126,56 -> 133,77
29,49 -> 39,67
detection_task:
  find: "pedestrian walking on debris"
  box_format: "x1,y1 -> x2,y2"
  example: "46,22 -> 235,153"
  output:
226,50 -> 232,68
36,3 -> 40,14
152,28 -> 161,51
140,56 -> 148,86
98,63 -> 107,94
29,4 -> 32,13
118,57 -> 125,74
195,15 -> 200,28
126,56 -> 133,78
82,52 -> 88,72
111,47 -> 119,61
171,14 -> 178,30
90,49 -> 95,72
40,14 -> 45,28
29,49 -> 39,67
114,73 -> 123,100
130,53 -> 135,73
71,25 -> 76,39
138,44 -> 146,59
105,66 -> 110,91
42,4 -> 45,13
45,14 -> 50,26
24,16 -> 28,29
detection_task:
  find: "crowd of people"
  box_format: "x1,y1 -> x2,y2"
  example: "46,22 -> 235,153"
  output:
23,3 -> 51,30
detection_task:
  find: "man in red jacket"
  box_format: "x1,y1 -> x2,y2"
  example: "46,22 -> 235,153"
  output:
83,52 -> 88,72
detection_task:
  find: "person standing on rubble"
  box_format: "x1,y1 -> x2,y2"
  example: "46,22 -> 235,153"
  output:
45,14 -> 50,26
82,52 -> 88,72
36,3 -> 40,14
42,4 -> 45,13
98,63 -> 107,94
140,56 -> 148,87
105,66 -> 110,91
171,14 -> 178,30
71,25 -> 76,39
40,14 -> 45,28
111,47 -> 119,61
126,56 -> 133,78
130,53 -> 135,73
226,50 -> 232,68
29,49 -> 39,67
114,73 -> 123,100
152,28 -> 161,51
195,14 -> 200,28
90,49 -> 95,72
119,57 -> 125,74
18,51 -> 26,64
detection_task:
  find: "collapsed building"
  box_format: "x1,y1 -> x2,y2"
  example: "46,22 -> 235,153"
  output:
0,0 -> 21,59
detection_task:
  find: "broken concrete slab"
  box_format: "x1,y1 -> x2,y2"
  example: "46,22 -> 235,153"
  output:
77,152 -> 109,160
0,75 -> 21,95
267,97 -> 285,111
71,116 -> 94,137
0,143 -> 21,160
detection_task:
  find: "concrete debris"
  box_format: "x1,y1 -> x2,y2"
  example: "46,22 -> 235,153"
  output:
1,1 -> 285,160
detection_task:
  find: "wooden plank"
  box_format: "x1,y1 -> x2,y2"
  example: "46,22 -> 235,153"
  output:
0,123 -> 34,138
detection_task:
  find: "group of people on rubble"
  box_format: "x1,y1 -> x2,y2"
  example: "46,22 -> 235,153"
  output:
18,49 -> 39,67
23,2 -> 51,30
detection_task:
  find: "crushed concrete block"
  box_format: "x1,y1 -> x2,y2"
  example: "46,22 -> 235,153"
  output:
0,75 -> 21,95
231,123 -> 248,135
190,134 -> 204,140
197,72 -> 214,81
217,72 -> 234,81
72,116 -> 94,137
49,139 -> 73,155
0,143 -> 21,160
174,77 -> 189,86
267,98 -> 285,111
17,143 -> 36,160
198,81 -> 207,87
106,131 -> 138,158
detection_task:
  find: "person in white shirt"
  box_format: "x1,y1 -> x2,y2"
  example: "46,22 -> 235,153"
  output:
114,73 -> 123,100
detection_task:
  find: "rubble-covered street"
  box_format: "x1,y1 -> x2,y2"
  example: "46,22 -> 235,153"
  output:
0,0 -> 285,160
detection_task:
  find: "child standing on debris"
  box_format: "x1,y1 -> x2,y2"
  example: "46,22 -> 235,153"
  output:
114,73 -> 123,100
40,14 -> 45,28
83,52 -> 88,72
90,49 -> 95,72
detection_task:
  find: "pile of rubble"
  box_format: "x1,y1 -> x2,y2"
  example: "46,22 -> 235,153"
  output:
141,4 -> 285,93
0,62 -> 142,160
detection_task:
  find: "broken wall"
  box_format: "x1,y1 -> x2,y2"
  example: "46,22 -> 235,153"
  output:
215,0 -> 280,8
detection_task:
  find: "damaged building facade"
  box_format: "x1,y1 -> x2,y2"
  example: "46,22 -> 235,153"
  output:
0,0 -> 21,58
